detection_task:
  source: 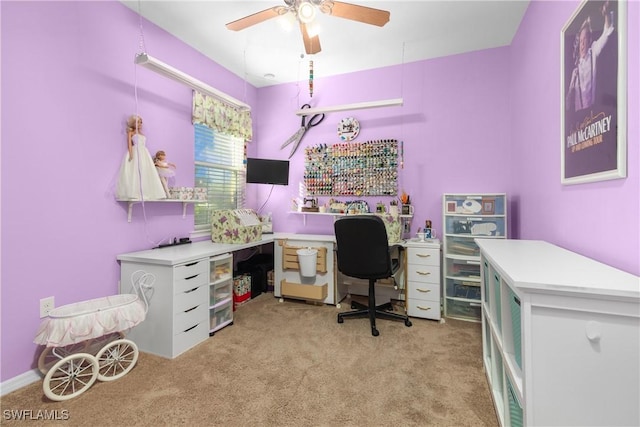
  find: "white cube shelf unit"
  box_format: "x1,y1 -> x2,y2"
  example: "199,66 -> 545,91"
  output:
478,239 -> 639,427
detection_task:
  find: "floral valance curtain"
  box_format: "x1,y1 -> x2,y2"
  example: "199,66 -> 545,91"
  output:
192,92 -> 253,142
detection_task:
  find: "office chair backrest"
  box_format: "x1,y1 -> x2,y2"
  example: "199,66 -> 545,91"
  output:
334,215 -> 392,280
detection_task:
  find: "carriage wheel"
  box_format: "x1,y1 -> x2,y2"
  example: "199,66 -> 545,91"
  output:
43,353 -> 99,401
86,332 -> 125,356
37,343 -> 88,375
96,339 -> 139,382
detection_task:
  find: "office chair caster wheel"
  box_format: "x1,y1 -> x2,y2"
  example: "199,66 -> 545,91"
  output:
351,303 -> 357,309
371,328 -> 379,337
337,315 -> 344,324
405,319 -> 413,327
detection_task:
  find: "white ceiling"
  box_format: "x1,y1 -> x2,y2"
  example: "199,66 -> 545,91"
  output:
121,1 -> 529,88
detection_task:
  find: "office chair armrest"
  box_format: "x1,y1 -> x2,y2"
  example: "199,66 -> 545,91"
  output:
389,244 -> 405,275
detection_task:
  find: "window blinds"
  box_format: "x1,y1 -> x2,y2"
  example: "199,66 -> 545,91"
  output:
194,123 -> 246,230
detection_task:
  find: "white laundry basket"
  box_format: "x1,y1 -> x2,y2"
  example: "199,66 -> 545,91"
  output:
297,248 -> 318,277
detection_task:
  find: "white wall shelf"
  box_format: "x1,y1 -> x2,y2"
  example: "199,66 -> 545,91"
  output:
289,211 -> 412,226
117,199 -> 203,222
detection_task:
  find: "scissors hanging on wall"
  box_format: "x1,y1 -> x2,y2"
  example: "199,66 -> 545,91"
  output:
281,104 -> 324,159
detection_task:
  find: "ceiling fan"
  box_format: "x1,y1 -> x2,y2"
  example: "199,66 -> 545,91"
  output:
226,0 -> 390,55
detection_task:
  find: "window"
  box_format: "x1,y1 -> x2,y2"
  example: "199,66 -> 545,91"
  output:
194,123 -> 246,231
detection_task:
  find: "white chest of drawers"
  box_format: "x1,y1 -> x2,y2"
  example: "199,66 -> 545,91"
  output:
405,240 -> 441,321
119,258 -> 210,359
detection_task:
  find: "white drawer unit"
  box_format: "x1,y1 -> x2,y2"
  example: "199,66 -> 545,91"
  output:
209,253 -> 233,335
119,258 -> 209,359
405,240 -> 441,321
478,239 -> 640,427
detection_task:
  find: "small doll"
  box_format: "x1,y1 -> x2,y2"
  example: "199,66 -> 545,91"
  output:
154,150 -> 176,197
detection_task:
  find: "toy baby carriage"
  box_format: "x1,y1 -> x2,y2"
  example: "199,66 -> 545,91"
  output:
33,271 -> 153,401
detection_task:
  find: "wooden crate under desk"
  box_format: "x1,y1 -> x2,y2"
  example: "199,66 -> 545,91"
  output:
281,280 -> 328,301
281,243 -> 328,273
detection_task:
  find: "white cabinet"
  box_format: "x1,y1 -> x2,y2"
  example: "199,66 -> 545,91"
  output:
405,240 -> 441,321
208,253 -> 233,335
478,239 -> 640,427
119,258 -> 210,359
443,193 -> 507,322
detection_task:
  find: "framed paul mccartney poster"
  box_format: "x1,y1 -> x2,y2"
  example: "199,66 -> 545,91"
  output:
561,0 -> 627,185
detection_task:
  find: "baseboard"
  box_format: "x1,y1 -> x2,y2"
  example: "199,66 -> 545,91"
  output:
1,369 -> 41,396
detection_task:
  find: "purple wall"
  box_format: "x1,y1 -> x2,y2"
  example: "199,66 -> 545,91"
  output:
509,0 -> 639,274
1,2 -> 257,381
2,0 -> 638,385
253,48 -> 512,236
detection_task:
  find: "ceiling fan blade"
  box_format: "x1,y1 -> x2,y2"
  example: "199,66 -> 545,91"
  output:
226,7 -> 281,31
300,23 -> 321,55
327,1 -> 390,27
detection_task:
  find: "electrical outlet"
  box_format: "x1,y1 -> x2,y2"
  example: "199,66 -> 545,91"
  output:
40,296 -> 55,318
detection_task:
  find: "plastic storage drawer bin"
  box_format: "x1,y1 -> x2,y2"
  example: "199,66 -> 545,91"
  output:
446,299 -> 481,321
210,280 -> 232,306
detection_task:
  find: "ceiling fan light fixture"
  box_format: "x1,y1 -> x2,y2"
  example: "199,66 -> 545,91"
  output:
278,12 -> 296,32
297,1 -> 316,24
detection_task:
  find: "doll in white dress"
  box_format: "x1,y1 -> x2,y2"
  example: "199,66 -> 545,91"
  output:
116,115 -> 167,200
154,150 -> 176,198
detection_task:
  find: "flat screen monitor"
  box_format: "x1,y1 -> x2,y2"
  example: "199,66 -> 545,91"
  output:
246,158 -> 290,185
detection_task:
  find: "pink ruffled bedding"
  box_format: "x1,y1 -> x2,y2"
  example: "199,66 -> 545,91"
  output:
34,294 -> 146,347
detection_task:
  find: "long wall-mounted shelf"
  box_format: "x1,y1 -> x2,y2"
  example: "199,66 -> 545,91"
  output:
295,98 -> 403,116
289,211 -> 412,226
117,199 -> 203,222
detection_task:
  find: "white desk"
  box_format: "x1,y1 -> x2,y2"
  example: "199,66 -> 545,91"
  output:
117,235 -> 277,266
117,234 -> 441,358
117,236 -> 278,359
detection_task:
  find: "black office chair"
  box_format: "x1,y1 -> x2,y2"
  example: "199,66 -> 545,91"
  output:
334,215 -> 412,336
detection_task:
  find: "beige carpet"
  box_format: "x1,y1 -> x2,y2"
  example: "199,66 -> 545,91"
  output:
1,294 -> 498,426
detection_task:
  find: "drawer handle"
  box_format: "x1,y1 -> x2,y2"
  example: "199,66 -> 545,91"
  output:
183,324 -> 198,333
184,261 -> 199,267
417,271 -> 431,276
184,305 -> 199,313
416,288 -> 431,293
185,286 -> 199,294
416,253 -> 431,258
184,274 -> 199,281
416,306 -> 431,311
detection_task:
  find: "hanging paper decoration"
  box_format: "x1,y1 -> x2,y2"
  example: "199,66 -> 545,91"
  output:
309,60 -> 314,98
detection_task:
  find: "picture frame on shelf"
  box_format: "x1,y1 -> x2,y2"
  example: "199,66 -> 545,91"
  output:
446,201 -> 457,213
481,198 -> 495,215
560,0 -> 627,184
